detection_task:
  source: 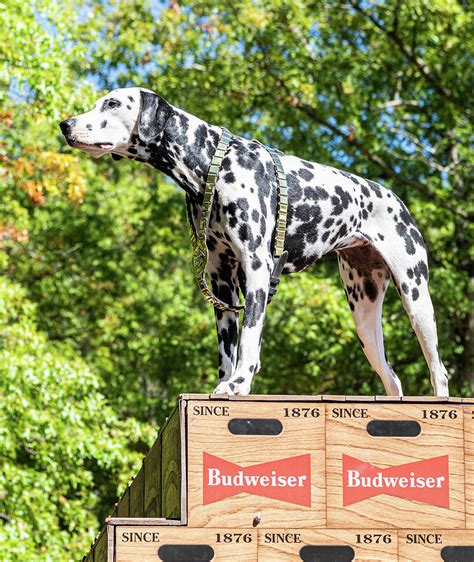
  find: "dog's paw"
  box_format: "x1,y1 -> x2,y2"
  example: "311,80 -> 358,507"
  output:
212,379 -> 251,396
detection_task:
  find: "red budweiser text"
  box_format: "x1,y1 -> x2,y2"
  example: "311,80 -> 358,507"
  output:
342,454 -> 449,508
203,452 -> 311,506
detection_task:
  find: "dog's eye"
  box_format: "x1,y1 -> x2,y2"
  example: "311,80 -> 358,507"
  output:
101,98 -> 122,111
106,99 -> 121,109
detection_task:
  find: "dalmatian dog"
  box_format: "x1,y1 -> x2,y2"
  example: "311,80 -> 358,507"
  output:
60,87 -> 449,397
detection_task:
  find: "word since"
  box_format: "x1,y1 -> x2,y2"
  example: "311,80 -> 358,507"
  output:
263,533 -> 302,544
120,532 -> 160,543
405,534 -> 443,544
192,405 -> 229,416
331,408 -> 368,418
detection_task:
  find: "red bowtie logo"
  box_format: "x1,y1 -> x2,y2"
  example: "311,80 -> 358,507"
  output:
203,452 -> 312,506
342,454 -> 449,508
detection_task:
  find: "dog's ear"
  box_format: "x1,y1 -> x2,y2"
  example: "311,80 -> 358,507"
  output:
138,91 -> 173,143
112,153 -> 123,161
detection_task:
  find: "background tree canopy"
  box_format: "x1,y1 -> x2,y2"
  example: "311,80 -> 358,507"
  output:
1,0 -> 472,559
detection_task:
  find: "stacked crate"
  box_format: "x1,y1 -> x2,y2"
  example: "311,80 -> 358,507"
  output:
84,394 -> 474,561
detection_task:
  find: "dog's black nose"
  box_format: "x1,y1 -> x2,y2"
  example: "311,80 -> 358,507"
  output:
59,118 -> 76,134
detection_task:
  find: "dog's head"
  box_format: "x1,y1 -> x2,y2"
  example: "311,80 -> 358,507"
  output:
59,87 -> 174,159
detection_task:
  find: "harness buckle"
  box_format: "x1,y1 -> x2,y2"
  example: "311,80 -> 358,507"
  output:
267,251 -> 288,303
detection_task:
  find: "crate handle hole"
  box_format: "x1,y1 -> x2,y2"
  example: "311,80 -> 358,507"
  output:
299,545 -> 355,561
158,544 -> 215,561
441,546 -> 474,561
366,420 -> 421,437
227,418 -> 283,435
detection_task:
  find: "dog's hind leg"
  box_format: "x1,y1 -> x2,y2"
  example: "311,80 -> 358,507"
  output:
366,238 -> 449,397
338,247 -> 403,396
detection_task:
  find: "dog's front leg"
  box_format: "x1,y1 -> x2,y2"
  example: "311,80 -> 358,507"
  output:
214,307 -> 239,383
213,257 -> 271,396
208,258 -> 240,385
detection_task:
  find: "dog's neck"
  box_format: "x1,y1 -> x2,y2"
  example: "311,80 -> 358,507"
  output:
123,107 -> 223,201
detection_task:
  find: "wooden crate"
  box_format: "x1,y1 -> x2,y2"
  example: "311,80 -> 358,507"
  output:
112,523 -> 257,562
103,395 -> 474,530
398,530 -> 474,561
258,529 -> 398,561
88,526 -> 113,562
464,405 -> 474,529
326,402 -> 465,529
83,395 -> 474,561
186,398 -> 326,528
109,405 -> 186,521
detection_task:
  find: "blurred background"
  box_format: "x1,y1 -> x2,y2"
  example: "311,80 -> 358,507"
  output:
1,0 -> 472,559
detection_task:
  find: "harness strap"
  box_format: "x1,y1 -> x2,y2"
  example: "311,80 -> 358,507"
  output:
253,142 -> 289,304
188,127 -> 243,312
188,127 -> 289,313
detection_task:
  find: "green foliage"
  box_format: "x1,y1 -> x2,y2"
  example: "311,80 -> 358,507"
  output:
0,279 -> 153,561
0,0 -> 472,559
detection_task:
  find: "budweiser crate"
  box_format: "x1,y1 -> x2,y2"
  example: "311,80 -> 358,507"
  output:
326,402 -> 466,529
464,405 -> 474,528
108,522 -> 256,562
258,529 -> 398,561
83,395 -> 474,560
108,405 -> 184,521
398,530 -> 474,561
186,397 -> 326,528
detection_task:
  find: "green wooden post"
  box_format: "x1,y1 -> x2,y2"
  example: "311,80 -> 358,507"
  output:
161,406 -> 181,519
144,430 -> 162,517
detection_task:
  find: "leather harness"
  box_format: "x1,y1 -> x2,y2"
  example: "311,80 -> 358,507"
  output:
187,127 -> 289,313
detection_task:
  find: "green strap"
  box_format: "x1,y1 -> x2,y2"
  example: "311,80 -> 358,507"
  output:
189,128 -> 243,313
254,143 -> 288,257
189,128 -> 288,313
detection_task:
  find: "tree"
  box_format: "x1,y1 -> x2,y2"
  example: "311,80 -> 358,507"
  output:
0,0 -> 472,558
0,279 -> 153,560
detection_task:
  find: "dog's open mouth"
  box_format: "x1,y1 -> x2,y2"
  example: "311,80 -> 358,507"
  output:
66,138 -> 114,151
94,143 -> 113,150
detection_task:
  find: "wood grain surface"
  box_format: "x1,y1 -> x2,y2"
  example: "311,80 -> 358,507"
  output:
116,487 -> 130,518
186,400 -> 326,528
161,407 -> 181,519
144,433 -> 162,518
398,530 -> 474,561
93,527 -> 108,562
114,526 -> 257,562
326,404 -> 465,529
258,528 -> 398,561
465,407 -> 474,529
129,464 -> 144,517
82,395 -> 474,561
